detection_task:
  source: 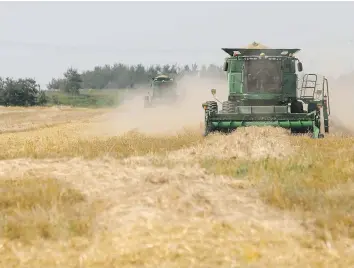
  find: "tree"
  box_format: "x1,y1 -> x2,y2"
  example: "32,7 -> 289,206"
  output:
63,67 -> 82,94
162,64 -> 171,74
191,63 -> 198,72
37,90 -> 48,105
169,64 -> 178,75
147,65 -> 158,79
0,77 -> 46,106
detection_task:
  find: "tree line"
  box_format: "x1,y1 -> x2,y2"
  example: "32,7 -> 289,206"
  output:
47,63 -> 226,93
0,62 -> 226,106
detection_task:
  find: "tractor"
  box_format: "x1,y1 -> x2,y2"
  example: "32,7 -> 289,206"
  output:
202,42 -> 330,138
144,74 -> 179,108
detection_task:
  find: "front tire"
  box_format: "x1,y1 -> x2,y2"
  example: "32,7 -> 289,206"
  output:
205,101 -> 218,114
203,101 -> 218,136
221,101 -> 235,113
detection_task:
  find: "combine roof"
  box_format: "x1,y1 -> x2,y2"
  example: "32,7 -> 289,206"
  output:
153,74 -> 173,82
155,74 -> 170,79
222,41 -> 300,57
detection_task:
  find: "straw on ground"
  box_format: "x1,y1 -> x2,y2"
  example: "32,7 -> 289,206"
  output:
0,106 -> 353,267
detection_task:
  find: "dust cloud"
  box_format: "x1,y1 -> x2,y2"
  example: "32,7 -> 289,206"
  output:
86,70 -> 354,137
329,78 -> 354,134
87,76 -> 229,136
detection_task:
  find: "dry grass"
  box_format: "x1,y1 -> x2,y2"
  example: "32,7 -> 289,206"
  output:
0,106 -> 104,134
0,126 -> 202,160
0,106 -> 354,267
0,106 -> 203,160
202,133 -> 354,242
169,126 -> 295,162
0,176 -> 101,244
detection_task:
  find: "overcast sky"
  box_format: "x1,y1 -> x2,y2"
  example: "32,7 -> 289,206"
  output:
0,1 -> 353,88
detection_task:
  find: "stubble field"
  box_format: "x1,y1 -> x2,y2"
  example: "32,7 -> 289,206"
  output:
0,78 -> 353,267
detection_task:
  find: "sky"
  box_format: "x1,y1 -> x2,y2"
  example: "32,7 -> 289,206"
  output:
0,1 -> 354,88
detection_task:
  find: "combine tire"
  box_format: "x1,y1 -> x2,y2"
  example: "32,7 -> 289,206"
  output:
290,100 -> 308,135
221,101 -> 235,113
203,101 -> 218,137
219,101 -> 236,134
290,100 -> 305,113
325,119 -> 329,133
205,101 -> 218,114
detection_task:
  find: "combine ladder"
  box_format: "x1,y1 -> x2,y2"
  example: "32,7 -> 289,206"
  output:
300,74 -> 319,100
299,74 -> 331,134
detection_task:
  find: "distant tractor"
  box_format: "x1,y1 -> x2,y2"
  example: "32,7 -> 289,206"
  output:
144,75 -> 179,108
202,42 -> 330,138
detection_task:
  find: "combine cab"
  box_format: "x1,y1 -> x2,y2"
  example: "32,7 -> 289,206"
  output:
144,75 -> 179,108
202,42 -> 331,138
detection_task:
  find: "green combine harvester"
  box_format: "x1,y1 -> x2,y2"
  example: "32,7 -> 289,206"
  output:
144,74 -> 178,108
202,42 -> 330,138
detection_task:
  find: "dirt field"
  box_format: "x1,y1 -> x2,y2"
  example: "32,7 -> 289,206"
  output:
0,77 -> 353,267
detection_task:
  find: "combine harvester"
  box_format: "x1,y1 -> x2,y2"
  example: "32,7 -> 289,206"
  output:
144,74 -> 179,108
202,42 -> 330,138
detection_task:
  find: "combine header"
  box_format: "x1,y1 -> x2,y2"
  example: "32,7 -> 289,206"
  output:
202,42 -> 330,138
144,74 -> 179,108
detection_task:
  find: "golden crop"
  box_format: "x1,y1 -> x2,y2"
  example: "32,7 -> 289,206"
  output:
0,106 -> 353,267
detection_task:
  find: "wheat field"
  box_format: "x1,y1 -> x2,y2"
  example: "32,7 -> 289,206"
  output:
0,89 -> 353,267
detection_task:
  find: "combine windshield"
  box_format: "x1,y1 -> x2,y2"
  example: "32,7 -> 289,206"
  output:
157,81 -> 172,88
152,80 -> 176,97
244,59 -> 282,93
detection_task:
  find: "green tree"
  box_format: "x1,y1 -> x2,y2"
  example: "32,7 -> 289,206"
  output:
37,90 -> 48,105
47,78 -> 66,90
162,64 -> 170,74
0,77 -> 46,106
63,67 -> 82,94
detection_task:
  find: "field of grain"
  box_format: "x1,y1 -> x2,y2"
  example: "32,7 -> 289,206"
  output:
0,79 -> 353,267
0,106 -> 352,268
